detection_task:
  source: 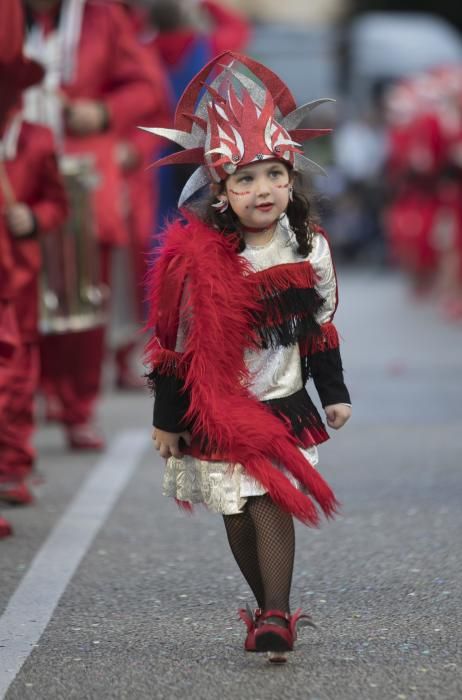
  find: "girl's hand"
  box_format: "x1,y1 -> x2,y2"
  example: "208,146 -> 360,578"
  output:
324,404 -> 351,430
152,428 -> 192,459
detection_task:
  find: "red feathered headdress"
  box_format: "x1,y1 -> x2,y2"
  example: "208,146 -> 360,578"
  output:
140,51 -> 333,205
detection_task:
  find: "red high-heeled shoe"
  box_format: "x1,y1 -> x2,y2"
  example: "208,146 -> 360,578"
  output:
254,608 -> 316,661
238,605 -> 262,651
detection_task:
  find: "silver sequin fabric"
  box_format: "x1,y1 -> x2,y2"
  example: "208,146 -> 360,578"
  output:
164,447 -> 319,515
162,218 -> 337,514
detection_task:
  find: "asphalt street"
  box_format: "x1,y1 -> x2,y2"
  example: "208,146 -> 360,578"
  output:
1,268 -> 461,700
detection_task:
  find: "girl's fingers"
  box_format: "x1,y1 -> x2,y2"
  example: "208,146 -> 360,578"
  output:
330,416 -> 346,429
325,405 -> 351,430
159,445 -> 171,459
154,432 -> 192,458
327,414 -> 341,429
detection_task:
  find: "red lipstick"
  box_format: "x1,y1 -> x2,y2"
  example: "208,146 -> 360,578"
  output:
256,203 -> 273,211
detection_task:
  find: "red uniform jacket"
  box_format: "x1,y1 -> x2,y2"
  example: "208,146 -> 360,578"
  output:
28,1 -> 169,246
0,121 -> 68,341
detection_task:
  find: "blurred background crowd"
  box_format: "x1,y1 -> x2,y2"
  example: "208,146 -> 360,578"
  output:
1,0 -> 462,539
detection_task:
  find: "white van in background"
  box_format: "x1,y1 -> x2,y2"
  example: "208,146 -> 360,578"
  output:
348,12 -> 462,111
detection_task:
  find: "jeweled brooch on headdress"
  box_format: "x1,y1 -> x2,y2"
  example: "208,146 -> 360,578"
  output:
140,51 -> 333,206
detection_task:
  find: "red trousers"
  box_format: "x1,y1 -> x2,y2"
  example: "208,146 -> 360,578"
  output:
0,300 -> 19,362
0,343 -> 39,485
39,244 -> 111,426
40,326 -> 106,425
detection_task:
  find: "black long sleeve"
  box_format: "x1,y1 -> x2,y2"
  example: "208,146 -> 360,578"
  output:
308,347 -> 351,407
152,375 -> 190,432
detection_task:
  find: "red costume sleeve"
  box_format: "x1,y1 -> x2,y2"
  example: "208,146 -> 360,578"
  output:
103,5 -> 172,134
116,44 -> 173,155
202,0 -> 251,55
30,130 -> 68,234
0,0 -> 24,64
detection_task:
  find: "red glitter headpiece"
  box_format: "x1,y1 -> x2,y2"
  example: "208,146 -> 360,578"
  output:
141,51 -> 333,205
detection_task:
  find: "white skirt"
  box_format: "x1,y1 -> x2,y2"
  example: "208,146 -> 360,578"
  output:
162,446 -> 319,516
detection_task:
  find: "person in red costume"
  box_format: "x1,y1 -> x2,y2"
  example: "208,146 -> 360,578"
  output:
0,43 -> 68,514
145,52 -> 351,661
386,110 -> 445,295
0,0 -> 35,540
1,0 -> 47,538
22,0 -> 170,449
112,2 -> 172,390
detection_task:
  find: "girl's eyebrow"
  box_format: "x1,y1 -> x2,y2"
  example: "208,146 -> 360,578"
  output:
234,164 -> 285,178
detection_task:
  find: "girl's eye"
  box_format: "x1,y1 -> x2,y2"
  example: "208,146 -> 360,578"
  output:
237,176 -> 252,183
269,170 -> 284,178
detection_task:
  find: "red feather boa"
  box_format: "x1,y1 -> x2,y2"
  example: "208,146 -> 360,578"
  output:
145,215 -> 339,526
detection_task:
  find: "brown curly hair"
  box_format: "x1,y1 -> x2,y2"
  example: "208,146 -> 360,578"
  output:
189,170 -> 318,257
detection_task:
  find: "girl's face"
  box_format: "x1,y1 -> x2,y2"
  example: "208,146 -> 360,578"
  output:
224,160 -> 292,230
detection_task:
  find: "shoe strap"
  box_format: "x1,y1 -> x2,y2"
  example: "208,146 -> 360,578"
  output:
260,609 -> 291,624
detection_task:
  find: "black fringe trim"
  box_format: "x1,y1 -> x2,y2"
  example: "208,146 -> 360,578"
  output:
263,387 -> 326,439
258,315 -> 321,350
261,286 -> 324,324
254,287 -> 324,349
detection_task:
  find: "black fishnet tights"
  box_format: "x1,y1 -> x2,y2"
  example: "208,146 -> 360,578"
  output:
223,494 -> 295,613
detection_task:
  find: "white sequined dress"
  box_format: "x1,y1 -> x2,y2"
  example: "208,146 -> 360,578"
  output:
162,216 -> 337,515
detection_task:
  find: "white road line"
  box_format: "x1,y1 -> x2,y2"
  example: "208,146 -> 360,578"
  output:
0,430 -> 150,698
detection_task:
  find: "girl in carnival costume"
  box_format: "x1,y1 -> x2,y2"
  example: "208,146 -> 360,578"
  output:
143,51 -> 352,661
